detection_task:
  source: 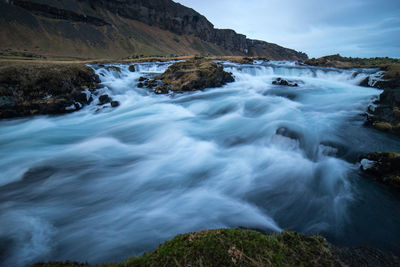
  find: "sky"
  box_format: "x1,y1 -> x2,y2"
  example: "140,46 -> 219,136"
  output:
174,0 -> 400,58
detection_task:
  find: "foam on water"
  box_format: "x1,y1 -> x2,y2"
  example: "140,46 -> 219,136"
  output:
0,61 -> 399,266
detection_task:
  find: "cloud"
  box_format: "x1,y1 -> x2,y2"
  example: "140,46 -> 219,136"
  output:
174,0 -> 400,58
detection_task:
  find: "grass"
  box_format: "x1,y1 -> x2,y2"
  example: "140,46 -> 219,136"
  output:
32,229 -> 343,267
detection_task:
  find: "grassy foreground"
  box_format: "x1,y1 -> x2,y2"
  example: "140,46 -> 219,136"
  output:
32,229 -> 343,267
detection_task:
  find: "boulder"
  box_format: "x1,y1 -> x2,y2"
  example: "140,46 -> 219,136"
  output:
111,101 -> 120,107
98,94 -> 111,105
272,78 -> 298,87
0,63 -> 101,119
128,65 -> 135,72
161,58 -> 234,92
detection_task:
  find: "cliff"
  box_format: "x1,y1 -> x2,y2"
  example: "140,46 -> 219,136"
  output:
0,0 -> 307,60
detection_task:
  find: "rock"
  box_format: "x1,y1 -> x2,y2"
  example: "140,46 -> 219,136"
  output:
373,122 -> 394,132
272,78 -> 298,87
138,77 -> 147,82
98,94 -> 111,105
106,66 -> 121,72
128,65 -> 135,72
161,58 -> 234,92
144,79 -> 159,89
154,86 -> 169,94
137,82 -> 144,88
111,101 -> 120,107
359,152 -> 400,192
0,63 -> 100,119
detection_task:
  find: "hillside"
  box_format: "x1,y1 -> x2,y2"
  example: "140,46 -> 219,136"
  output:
0,0 -> 307,60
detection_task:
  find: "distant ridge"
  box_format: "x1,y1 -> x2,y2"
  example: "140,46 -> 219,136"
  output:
0,0 -> 308,60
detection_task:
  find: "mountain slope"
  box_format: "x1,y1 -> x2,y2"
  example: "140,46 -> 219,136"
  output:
0,0 -> 308,60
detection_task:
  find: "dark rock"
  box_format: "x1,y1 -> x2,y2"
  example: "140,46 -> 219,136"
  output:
98,94 -> 111,105
138,77 -> 147,82
0,63 -> 100,119
111,101 -> 120,107
128,65 -> 135,72
137,82 -> 144,88
144,79 -> 159,89
359,152 -> 400,192
272,78 -> 298,87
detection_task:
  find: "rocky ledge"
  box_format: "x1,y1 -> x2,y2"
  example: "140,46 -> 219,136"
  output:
305,54 -> 400,136
138,58 -> 234,94
0,63 -> 113,119
31,228 -> 399,267
360,152 -> 400,192
364,65 -> 400,135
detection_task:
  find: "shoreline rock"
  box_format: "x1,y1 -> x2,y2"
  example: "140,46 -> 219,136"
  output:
305,54 -> 400,136
0,63 -> 121,119
30,228 -> 399,267
359,152 -> 400,192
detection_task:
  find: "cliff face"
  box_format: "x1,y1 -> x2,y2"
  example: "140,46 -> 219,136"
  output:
0,0 -> 308,60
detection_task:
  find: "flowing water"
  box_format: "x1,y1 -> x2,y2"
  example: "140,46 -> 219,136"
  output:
1,61 -> 400,266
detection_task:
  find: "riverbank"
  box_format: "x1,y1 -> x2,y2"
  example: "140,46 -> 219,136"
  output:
304,55 -> 400,192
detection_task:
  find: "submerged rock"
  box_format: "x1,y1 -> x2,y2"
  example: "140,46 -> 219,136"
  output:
111,101 -> 120,108
98,94 -> 111,105
160,58 -> 234,92
359,152 -> 400,192
0,63 -> 100,119
106,66 -> 121,72
128,65 -> 136,72
272,77 -> 298,87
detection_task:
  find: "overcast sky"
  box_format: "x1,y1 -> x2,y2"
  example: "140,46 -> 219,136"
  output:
175,0 -> 400,58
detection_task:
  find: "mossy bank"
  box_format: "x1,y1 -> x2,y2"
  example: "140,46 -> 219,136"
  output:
31,229 -> 399,267
0,62 -> 105,119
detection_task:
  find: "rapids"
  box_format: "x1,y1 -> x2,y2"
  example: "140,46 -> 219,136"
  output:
0,61 -> 399,266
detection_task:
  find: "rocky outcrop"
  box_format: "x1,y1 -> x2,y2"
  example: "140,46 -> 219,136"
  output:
365,66 -> 400,135
272,77 -> 299,87
0,0 -> 307,60
160,58 -> 234,92
136,58 -> 234,94
31,229 -> 399,267
360,152 -> 400,192
12,0 -> 110,26
0,63 -> 104,119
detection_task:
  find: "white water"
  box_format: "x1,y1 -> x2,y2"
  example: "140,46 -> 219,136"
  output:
1,61 -> 400,266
